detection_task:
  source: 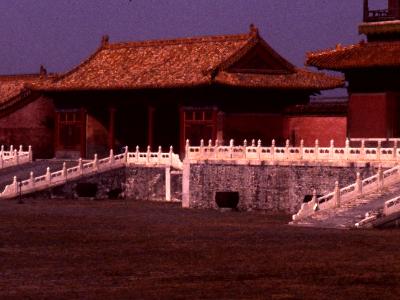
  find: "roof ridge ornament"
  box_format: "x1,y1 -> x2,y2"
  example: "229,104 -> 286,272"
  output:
39,65 -> 47,77
249,24 -> 259,37
101,35 -> 110,47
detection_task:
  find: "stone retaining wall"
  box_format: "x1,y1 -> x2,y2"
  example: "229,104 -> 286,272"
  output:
18,166 -> 182,202
183,161 -> 377,213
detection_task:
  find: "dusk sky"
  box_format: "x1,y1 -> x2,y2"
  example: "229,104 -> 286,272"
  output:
0,0 -> 364,75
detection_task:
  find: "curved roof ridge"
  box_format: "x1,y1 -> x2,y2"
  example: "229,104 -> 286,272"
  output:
306,40 -> 400,70
208,34 -> 296,76
307,43 -> 361,58
106,32 -> 252,49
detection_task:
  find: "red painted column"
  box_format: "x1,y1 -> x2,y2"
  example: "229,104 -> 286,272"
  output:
147,105 -> 155,149
80,108 -> 87,158
179,106 -> 185,156
54,111 -> 60,157
108,107 -> 116,151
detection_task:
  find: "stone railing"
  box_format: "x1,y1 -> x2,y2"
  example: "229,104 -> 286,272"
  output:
383,195 -> 400,216
0,145 -> 32,169
292,164 -> 400,221
0,147 -> 182,200
127,146 -> 183,170
185,139 -> 400,166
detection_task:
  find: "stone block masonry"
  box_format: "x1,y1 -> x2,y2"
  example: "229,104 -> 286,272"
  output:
183,161 -> 376,213
20,166 -> 182,202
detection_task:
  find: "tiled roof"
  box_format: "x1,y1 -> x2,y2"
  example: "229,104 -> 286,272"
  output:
0,71 -> 56,112
32,27 -> 343,92
306,41 -> 400,70
215,69 -> 343,90
0,75 -> 38,104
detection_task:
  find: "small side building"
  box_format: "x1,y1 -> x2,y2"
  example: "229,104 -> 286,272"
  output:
30,25 -> 343,158
0,67 -> 56,158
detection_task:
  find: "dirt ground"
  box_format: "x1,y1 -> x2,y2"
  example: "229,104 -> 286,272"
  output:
1,199 -> 400,300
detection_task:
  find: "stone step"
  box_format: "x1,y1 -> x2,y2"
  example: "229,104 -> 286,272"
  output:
294,184 -> 400,228
0,159 -> 79,191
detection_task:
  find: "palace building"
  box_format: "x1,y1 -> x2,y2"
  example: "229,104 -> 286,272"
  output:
1,25 -> 343,158
307,0 -> 400,140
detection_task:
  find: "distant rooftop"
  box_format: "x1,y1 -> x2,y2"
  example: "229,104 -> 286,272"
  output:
360,0 -> 400,40
363,0 -> 400,23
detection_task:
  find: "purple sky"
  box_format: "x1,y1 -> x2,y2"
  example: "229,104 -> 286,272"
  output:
0,0 -> 363,75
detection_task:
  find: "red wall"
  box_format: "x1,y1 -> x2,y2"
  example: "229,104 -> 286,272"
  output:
348,93 -> 390,138
223,113 -> 284,145
284,116 -> 347,147
0,97 -> 55,158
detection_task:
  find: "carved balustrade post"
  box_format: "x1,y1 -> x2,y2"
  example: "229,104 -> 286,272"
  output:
185,139 -> 190,160
285,139 -> 289,160
377,140 -> 382,162
314,139 -> 319,161
199,139 -> 204,159
109,149 -> 115,165
356,172 -> 362,195
330,139 -> 334,160
10,145 -> 13,153
19,145 -> 23,154
135,146 -> 140,163
45,167 -> 51,184
377,165 -> 384,191
169,146 -> 173,166
12,176 -> 18,195
393,140 -> 398,162
165,166 -> 171,201
0,145 -> 3,157
229,139 -> 234,159
361,139 -> 365,161
146,146 -> 151,164
14,150 -> 18,165
215,139 -> 219,159
28,145 -> 32,162
300,139 -> 304,160
257,139 -> 262,161
243,139 -> 247,160
157,146 -> 162,164
78,158 -> 83,175
271,139 -> 275,161
62,162 -> 67,178
93,154 -> 98,171
29,171 -> 34,189
345,139 -> 350,160
124,146 -> 128,163
334,181 -> 341,207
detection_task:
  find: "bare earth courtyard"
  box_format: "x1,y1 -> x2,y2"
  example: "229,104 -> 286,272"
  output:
1,200 -> 400,299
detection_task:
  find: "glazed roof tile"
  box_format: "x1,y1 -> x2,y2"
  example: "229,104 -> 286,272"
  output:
32,28 -> 343,92
0,75 -> 39,104
0,72 -> 56,112
307,41 -> 400,70
215,69 -> 343,90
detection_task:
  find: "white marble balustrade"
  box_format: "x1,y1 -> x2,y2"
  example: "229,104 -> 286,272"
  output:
0,145 -> 32,169
0,146 -> 182,200
186,139 -> 400,166
292,164 -> 400,221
